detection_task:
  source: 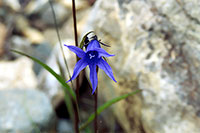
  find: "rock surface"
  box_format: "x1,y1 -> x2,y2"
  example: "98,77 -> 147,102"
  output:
41,3 -> 70,26
83,0 -> 200,132
0,89 -> 55,132
0,57 -> 38,90
15,15 -> 45,44
2,0 -> 20,11
57,119 -> 73,133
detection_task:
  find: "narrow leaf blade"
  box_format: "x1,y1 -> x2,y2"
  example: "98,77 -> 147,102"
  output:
79,89 -> 142,130
11,49 -> 76,100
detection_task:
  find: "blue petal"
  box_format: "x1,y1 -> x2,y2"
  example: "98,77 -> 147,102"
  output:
66,59 -> 88,82
89,64 -> 98,94
86,40 -> 101,51
94,48 -> 115,58
64,44 -> 85,58
97,58 -> 117,82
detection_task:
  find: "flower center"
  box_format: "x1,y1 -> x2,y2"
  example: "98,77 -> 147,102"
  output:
86,51 -> 99,64
89,54 -> 95,59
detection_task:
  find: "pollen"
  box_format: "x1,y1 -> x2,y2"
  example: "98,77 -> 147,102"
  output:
89,54 -> 95,59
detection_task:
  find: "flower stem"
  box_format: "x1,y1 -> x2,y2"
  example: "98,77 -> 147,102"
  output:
73,100 -> 79,133
94,86 -> 98,132
72,0 -> 80,132
94,67 -> 99,132
72,0 -> 79,101
72,0 -> 78,47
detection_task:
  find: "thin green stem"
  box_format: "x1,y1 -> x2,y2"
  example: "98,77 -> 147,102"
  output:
48,0 -> 73,88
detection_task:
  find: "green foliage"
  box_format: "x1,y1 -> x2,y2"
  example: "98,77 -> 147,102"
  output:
11,49 -> 76,100
79,89 -> 142,131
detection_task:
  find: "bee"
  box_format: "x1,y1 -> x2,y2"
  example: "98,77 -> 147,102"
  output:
80,31 -> 110,49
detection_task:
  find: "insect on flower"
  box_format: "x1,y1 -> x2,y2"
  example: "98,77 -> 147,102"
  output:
64,33 -> 117,94
83,32 -> 110,49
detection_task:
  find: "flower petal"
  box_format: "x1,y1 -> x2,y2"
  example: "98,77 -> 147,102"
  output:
64,44 -> 85,58
97,58 -> 117,82
89,64 -> 98,94
66,59 -> 88,82
86,40 -> 101,51
94,48 -> 115,58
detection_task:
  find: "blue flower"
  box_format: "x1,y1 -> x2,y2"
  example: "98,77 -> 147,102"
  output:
64,39 -> 117,94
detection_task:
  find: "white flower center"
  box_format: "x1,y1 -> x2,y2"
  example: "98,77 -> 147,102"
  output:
89,54 -> 95,59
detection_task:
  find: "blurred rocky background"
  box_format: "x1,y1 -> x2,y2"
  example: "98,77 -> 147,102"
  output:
1,0 -> 200,132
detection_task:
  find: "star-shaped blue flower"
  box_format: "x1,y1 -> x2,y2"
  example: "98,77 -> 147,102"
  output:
64,39 -> 117,94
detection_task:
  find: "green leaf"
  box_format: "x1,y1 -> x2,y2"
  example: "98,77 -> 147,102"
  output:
11,49 -> 76,100
79,89 -> 142,131
63,92 -> 74,120
55,55 -> 74,119
80,31 -> 94,49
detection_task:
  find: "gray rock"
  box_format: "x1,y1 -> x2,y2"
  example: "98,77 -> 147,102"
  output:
0,57 -> 38,90
0,89 -> 56,132
32,42 -> 53,75
83,0 -> 200,133
25,0 -> 70,26
11,36 -> 31,52
41,3 -> 70,26
25,0 -> 49,15
57,119 -> 73,133
10,35 -> 53,75
2,0 -> 20,11
14,15 -> 45,44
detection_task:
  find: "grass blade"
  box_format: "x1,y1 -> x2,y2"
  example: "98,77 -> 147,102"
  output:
11,49 -> 76,100
79,89 -> 142,131
48,0 -> 73,89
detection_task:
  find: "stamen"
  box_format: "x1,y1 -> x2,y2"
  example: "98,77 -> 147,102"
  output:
89,54 -> 95,59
